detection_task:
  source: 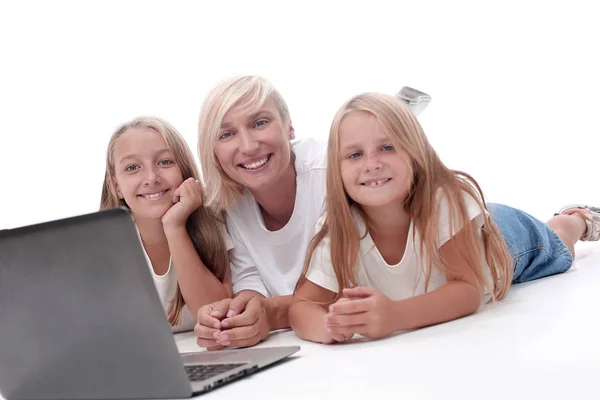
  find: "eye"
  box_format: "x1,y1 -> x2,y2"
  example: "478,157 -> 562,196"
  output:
381,144 -> 395,151
218,131 -> 233,140
124,164 -> 138,172
348,151 -> 362,159
255,119 -> 269,128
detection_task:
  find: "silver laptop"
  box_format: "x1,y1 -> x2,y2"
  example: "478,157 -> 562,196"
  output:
0,208 -> 299,400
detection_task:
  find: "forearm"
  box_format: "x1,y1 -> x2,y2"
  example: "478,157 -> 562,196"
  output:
392,281 -> 481,332
165,227 -> 230,316
289,300 -> 330,343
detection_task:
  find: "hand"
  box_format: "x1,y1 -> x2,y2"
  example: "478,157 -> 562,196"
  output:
214,296 -> 271,348
322,298 -> 355,344
194,298 -> 233,351
161,178 -> 203,230
324,287 -> 397,340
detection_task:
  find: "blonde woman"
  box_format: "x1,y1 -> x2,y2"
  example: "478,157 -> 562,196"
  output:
289,92 -> 599,344
100,116 -> 232,333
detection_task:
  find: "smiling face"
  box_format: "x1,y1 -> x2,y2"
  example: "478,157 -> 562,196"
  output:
112,127 -> 184,220
212,97 -> 295,195
338,111 -> 413,210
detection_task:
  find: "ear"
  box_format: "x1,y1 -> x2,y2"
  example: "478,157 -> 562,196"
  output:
288,122 -> 295,140
115,181 -> 124,199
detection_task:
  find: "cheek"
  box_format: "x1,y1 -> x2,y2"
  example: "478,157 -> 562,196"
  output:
340,163 -> 355,189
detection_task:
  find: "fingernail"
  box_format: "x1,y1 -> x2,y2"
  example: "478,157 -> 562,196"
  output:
221,321 -> 229,328
213,332 -> 220,338
211,311 -> 220,317
213,323 -> 220,329
219,334 -> 228,340
221,340 -> 231,346
226,310 -> 235,317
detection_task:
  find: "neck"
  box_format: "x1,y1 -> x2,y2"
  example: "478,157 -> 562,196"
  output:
361,201 -> 411,237
133,215 -> 168,249
250,160 -> 297,230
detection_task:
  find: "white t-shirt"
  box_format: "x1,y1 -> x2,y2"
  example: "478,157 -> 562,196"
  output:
140,229 -> 234,333
306,191 -> 492,301
226,137 -> 328,297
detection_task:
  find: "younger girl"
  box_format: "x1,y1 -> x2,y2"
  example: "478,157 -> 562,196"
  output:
289,93 -> 599,344
100,116 -> 232,333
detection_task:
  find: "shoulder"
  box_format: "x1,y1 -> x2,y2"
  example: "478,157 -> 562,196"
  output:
291,137 -> 327,175
435,187 -> 487,245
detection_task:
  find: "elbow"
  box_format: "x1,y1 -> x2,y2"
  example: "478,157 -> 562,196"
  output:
462,284 -> 483,316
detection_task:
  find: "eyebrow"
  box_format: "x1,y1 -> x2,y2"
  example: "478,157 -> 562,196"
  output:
117,148 -> 172,165
220,109 -> 275,131
340,136 -> 390,153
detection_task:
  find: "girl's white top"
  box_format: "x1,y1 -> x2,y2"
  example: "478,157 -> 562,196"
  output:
306,191 -> 493,300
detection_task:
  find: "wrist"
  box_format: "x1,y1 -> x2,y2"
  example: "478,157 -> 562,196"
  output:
163,224 -> 187,238
390,300 -> 406,332
261,297 -> 275,332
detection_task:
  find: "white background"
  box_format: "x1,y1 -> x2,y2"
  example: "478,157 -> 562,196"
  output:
0,0 -> 597,229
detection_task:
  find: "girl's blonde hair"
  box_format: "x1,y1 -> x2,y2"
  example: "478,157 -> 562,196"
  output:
198,75 -> 291,211
298,93 -> 513,302
100,116 -> 229,326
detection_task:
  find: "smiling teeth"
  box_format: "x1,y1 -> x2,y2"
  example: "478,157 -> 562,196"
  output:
242,156 -> 268,170
141,191 -> 165,199
366,179 -> 390,187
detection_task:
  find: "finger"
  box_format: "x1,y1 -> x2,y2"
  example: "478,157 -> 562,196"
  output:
329,332 -> 351,343
216,324 -> 260,346
220,307 -> 260,329
343,286 -> 375,299
197,309 -> 222,330
220,329 -> 262,348
172,186 -> 181,203
196,335 -> 222,350
326,324 -> 364,337
207,300 -> 232,320
225,295 -> 251,318
324,312 -> 368,327
194,323 -> 221,345
329,297 -> 371,314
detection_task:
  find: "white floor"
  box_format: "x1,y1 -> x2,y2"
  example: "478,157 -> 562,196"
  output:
175,243 -> 600,400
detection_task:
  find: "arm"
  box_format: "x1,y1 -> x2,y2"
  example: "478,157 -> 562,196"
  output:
165,226 -> 231,316
289,280 -> 337,343
392,220 -> 484,331
327,221 -> 484,339
160,178 -> 232,318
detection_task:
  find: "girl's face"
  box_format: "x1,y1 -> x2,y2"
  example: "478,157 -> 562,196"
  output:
112,127 -> 184,220
338,111 -> 412,210
213,98 -> 295,194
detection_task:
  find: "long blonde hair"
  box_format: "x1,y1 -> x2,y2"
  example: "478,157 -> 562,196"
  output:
198,75 -> 291,212
299,93 -> 513,302
100,116 -> 229,325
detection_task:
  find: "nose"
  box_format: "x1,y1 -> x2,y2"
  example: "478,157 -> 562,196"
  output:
239,130 -> 260,154
364,152 -> 382,172
143,165 -> 161,186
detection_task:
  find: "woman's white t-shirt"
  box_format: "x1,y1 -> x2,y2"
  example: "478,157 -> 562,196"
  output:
306,191 -> 492,301
226,138 -> 328,297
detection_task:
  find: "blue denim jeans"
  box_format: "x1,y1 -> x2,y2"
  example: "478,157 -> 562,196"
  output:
487,203 -> 573,283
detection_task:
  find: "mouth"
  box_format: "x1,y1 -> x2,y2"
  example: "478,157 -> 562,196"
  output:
238,154 -> 272,171
361,178 -> 391,187
137,190 -> 168,200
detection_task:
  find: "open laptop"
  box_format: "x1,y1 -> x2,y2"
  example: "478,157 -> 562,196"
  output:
0,208 -> 299,400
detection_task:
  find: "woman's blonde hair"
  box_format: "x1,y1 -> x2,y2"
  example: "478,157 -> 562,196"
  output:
298,93 -> 513,302
198,75 -> 291,211
100,116 -> 229,326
